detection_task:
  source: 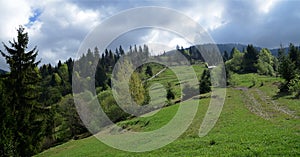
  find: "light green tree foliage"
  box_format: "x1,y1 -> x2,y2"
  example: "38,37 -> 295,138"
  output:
58,63 -> 69,82
288,74 -> 300,98
130,72 -> 145,106
98,90 -> 129,122
55,94 -> 86,141
225,48 -> 244,72
112,57 -> 134,108
113,57 -> 146,107
51,73 -> 62,85
256,48 -> 276,76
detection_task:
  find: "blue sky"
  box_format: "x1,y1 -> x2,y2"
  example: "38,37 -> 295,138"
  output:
0,0 -> 300,69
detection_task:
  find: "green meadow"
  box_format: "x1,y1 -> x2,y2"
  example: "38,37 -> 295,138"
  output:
36,69 -> 300,156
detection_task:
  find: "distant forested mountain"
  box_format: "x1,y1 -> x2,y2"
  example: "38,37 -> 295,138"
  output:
216,43 -> 261,54
169,43 -> 291,61
216,43 -> 291,57
270,47 -> 289,57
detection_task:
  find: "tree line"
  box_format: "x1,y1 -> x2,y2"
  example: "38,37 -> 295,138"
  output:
0,26 -> 152,156
224,44 -> 300,97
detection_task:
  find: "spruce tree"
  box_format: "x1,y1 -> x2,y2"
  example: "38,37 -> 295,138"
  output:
0,26 -> 46,156
243,45 -> 259,73
223,50 -> 229,62
145,65 -> 153,77
166,82 -> 175,100
199,69 -> 211,94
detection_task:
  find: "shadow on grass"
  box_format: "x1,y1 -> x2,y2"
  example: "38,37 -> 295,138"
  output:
273,91 -> 290,100
272,90 -> 300,100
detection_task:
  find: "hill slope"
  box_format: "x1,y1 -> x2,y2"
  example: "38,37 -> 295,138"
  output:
36,73 -> 299,156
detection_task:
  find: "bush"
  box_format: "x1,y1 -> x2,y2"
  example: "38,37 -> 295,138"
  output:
288,74 -> 300,99
98,90 -> 130,123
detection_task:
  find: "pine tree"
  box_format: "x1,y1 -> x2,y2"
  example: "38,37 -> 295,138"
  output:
277,43 -> 300,97
277,44 -> 285,60
119,45 -> 125,56
223,50 -> 229,62
145,65 -> 153,77
0,26 -> 47,156
229,47 -> 235,59
199,69 -> 211,94
288,43 -> 300,69
288,43 -> 298,63
243,45 -> 259,73
95,63 -> 108,90
166,82 -> 175,100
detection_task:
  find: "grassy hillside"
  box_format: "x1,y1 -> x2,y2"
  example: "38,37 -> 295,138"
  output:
36,72 -> 299,156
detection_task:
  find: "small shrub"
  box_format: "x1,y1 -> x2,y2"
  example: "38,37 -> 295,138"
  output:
260,82 -> 264,87
209,139 -> 216,145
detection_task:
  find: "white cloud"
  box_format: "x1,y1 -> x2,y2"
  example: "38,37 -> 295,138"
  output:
256,0 -> 279,13
41,1 -> 100,30
169,38 -> 191,49
0,0 -> 34,70
183,2 -> 227,31
0,0 -> 32,42
141,29 -> 192,53
0,0 -> 103,66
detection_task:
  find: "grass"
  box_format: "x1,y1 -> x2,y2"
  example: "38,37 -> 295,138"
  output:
229,73 -> 283,88
36,72 -> 300,156
146,63 -> 206,100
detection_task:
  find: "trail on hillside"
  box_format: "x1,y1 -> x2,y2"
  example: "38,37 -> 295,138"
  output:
235,87 -> 298,120
146,67 -> 167,81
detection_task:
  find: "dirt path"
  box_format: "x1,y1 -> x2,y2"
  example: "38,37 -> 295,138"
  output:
235,87 -> 298,119
254,89 -> 298,118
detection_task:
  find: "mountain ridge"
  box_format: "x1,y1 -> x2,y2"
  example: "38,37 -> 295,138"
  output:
173,43 -> 290,57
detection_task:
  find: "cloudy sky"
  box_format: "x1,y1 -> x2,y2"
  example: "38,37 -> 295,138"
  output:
0,0 -> 299,69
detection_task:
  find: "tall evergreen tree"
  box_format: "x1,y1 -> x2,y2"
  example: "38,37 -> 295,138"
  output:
277,44 -> 285,59
288,43 -> 300,69
223,50 -> 229,62
288,43 -> 298,63
243,45 -> 259,73
199,69 -> 211,94
229,47 -> 235,59
279,56 -> 295,91
166,82 -> 175,100
0,26 -> 47,156
145,65 -> 153,77
95,63 -> 108,89
119,45 -> 125,56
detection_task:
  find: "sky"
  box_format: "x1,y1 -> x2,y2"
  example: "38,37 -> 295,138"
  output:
0,0 -> 299,70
